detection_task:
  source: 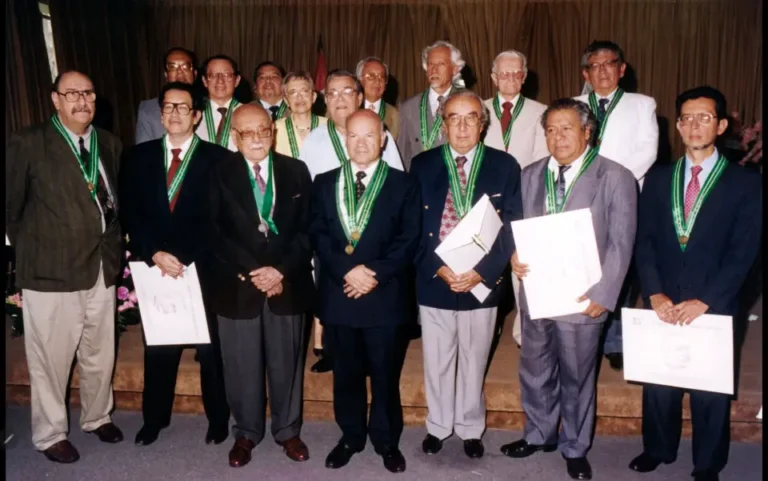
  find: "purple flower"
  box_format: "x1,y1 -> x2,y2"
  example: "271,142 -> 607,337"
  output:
125,250 -> 132,259
117,300 -> 135,313
128,291 -> 138,303
123,267 -> 131,279
117,287 -> 130,301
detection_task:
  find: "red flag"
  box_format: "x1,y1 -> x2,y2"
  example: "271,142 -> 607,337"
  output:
313,36 -> 327,92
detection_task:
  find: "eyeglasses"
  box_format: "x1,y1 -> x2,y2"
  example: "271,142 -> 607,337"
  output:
56,90 -> 97,103
445,113 -> 481,127
586,58 -> 621,72
234,127 -> 272,140
206,72 -> 236,82
325,87 -> 358,100
166,62 -> 193,73
162,103 -> 193,115
678,113 -> 717,126
257,74 -> 281,83
496,70 -> 525,80
287,88 -> 312,98
363,72 -> 387,82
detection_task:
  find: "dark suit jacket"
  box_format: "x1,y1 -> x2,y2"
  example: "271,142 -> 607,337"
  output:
636,158 -> 762,316
410,145 -> 522,311
309,166 -> 421,328
207,151 -> 314,318
6,121 -> 123,291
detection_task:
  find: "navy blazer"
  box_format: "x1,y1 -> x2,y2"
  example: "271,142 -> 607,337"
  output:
410,144 -> 522,311
635,158 -> 762,316
309,166 -> 421,328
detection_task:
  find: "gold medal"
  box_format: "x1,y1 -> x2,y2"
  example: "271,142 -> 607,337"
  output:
351,230 -> 361,241
679,235 -> 689,245
88,182 -> 94,192
345,244 -> 354,255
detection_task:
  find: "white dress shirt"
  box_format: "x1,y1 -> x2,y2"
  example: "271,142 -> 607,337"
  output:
547,147 -> 588,202
211,98 -> 233,128
448,145 -> 478,177
496,92 -> 521,110
684,148 -> 719,188
364,98 -> 382,112
429,87 -> 452,116
299,124 -> 403,180
164,134 -> 194,172
338,159 -> 380,223
244,155 -> 271,186
595,87 -> 618,104
260,98 -> 284,111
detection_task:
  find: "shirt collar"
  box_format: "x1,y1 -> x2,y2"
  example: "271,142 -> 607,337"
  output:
496,92 -> 521,108
449,144 -> 478,164
59,115 -> 93,145
429,86 -> 451,106
351,159 -> 380,179
211,98 -> 233,110
259,98 -> 283,110
165,134 -> 194,156
684,147 -> 719,173
597,88 -> 618,102
365,98 -> 382,111
244,153 -> 271,174
549,146 -> 588,173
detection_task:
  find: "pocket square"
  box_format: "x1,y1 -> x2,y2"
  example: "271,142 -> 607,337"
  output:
292,193 -> 302,199
490,193 -> 502,198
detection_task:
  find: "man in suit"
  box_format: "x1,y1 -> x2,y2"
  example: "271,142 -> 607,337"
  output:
310,109 -> 419,473
250,61 -> 291,121
208,104 -> 313,467
503,98 -> 637,480
629,87 -> 761,481
118,82 -> 230,447
196,54 -> 242,152
356,56 -> 400,140
410,90 -> 522,460
6,70 -> 124,463
135,47 -> 198,144
575,40 -> 659,371
301,69 -> 403,373
398,41 -> 465,171
484,49 -> 549,348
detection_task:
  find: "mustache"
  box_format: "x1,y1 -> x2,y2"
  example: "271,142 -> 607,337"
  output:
72,106 -> 92,114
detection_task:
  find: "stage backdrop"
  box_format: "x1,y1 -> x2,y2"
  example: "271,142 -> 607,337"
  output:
39,0 -> 764,158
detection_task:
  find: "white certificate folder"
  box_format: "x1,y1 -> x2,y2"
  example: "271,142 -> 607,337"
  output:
435,194 -> 502,303
511,208 -> 602,320
129,262 -> 211,346
622,308 -> 733,395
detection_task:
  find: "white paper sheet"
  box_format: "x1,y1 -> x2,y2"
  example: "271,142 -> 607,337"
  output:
129,262 -> 211,346
757,407 -> 762,420
435,194 -> 502,303
622,308 -> 733,395
511,208 -> 602,319
5,234 -> 9,246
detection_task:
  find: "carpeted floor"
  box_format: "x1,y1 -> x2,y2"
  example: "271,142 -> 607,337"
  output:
4,406 -> 762,481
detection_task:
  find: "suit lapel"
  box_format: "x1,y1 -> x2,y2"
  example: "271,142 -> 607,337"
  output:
530,162 -> 547,217
228,153 -> 264,232
684,163 -> 731,252
45,123 -> 100,209
563,155 -> 601,212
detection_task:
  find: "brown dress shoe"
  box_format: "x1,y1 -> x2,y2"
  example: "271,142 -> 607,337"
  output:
229,437 -> 256,468
42,440 -> 80,463
87,422 -> 124,443
279,436 -> 309,462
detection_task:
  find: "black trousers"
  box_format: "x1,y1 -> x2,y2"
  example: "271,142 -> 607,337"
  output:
141,313 -> 229,431
325,323 -> 405,453
642,384 -> 730,473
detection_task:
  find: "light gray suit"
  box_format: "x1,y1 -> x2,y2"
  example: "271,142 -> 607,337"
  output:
135,97 -> 164,145
397,90 -> 448,171
517,153 -> 637,458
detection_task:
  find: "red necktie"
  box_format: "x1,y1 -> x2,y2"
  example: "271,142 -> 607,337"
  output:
215,107 -> 229,144
439,156 -> 468,241
683,165 -> 703,219
167,148 -> 182,212
500,101 -> 513,134
253,163 -> 266,193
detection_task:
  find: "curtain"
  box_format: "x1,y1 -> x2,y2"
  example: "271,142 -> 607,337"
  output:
6,0 -> 55,137
48,0 -> 762,157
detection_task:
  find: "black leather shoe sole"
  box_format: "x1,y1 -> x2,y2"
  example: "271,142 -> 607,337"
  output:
500,441 -> 557,458
382,451 -> 406,473
311,357 -> 333,373
325,445 -> 362,469
421,435 -> 443,455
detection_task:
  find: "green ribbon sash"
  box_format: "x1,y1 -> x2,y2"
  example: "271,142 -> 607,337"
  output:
245,151 -> 279,234
588,88 -> 624,144
544,148 -> 598,214
326,120 -> 348,165
163,134 -> 200,205
441,143 -> 486,218
420,90 -> 445,150
204,99 -> 240,147
50,115 -> 100,199
285,114 -> 319,158
492,95 -> 525,151
335,159 -> 389,253
378,102 -> 387,121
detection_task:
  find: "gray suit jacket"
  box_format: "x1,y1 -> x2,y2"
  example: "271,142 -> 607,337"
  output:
397,91 -> 447,171
136,97 -> 164,144
518,153 -> 637,324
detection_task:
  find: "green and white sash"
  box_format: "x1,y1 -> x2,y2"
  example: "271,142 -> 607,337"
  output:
420,90 -> 445,150
492,95 -> 525,151
204,99 -> 240,147
245,152 -> 279,235
326,120 -> 348,165
335,159 -> 389,254
441,143 -> 486,218
671,153 -> 727,251
276,102 -> 288,119
377,102 -> 387,121
285,114 -> 320,158
163,134 -> 200,204
544,148 -> 598,214
588,88 -> 624,144
51,115 -> 100,199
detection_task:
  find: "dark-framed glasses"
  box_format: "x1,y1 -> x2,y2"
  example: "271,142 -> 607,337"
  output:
586,58 -> 621,72
287,87 -> 312,98
678,113 -> 716,126
325,87 -> 358,100
234,127 -> 272,140
445,113 -> 481,127
162,103 -> 193,115
57,90 -> 97,103
166,62 -> 193,73
207,72 -> 236,82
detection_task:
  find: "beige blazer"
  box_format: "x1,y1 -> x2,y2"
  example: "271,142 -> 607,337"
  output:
383,103 -> 400,141
483,95 -> 549,169
274,115 -> 328,158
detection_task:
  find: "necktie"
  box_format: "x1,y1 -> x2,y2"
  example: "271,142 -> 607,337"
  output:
253,163 -> 267,194
439,156 -> 468,241
436,95 -> 445,117
597,98 -> 609,123
269,105 -> 279,121
355,171 -> 367,201
500,101 -> 513,135
79,137 -> 116,226
556,164 -> 572,206
368,103 -> 377,112
167,148 -> 183,211
684,165 -> 703,220
215,107 -> 229,144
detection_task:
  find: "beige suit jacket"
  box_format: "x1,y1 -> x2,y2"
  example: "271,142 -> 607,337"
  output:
483,95 -> 549,169
274,116 -> 328,158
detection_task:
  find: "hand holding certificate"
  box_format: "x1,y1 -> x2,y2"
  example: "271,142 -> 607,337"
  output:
130,261 -> 211,346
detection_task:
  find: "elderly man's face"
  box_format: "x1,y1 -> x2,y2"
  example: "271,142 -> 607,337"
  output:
346,110 -> 385,167
360,61 -> 387,103
426,46 -> 459,92
544,108 -> 591,164
325,76 -> 363,126
203,59 -> 241,104
232,106 -> 273,162
676,97 -> 728,151
165,50 -> 196,84
491,56 -> 526,97
582,49 -> 625,95
161,89 -> 201,137
255,65 -> 283,104
284,78 -> 316,115
443,96 -> 484,155
51,72 -> 96,129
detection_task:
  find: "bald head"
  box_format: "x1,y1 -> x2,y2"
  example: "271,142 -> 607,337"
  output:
345,109 -> 386,167
232,104 -> 274,162
51,70 -> 96,134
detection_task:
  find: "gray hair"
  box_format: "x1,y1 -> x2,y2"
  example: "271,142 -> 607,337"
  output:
421,40 -> 466,87
437,89 -> 490,129
540,98 -> 597,144
355,56 -> 389,81
281,71 -> 315,96
491,50 -> 528,74
324,69 -> 363,95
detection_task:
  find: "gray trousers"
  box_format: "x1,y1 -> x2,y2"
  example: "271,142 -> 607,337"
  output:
217,301 -> 306,444
519,312 -> 603,458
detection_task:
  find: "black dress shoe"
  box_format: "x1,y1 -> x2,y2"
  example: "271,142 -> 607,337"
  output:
629,452 -> 669,472
311,356 -> 333,373
135,425 -> 161,446
500,439 -> 557,458
205,426 -> 228,445
421,434 -> 443,455
692,471 -> 719,481
42,440 -> 80,463
87,422 -> 124,443
564,455 -> 592,480
463,439 -> 484,459
325,442 -> 362,469
606,353 -> 623,371
381,447 -> 406,473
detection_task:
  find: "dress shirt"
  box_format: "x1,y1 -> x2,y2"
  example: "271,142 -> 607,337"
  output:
429,87 -> 452,116
547,147 -> 588,201
364,99 -> 382,112
164,134 -> 194,172
211,98 -> 234,128
245,155 -> 271,186
596,87 -> 618,104
448,144 -> 478,177
338,160 -> 380,221
259,99 -> 284,111
496,92 -> 521,109
299,123 -> 403,180
684,148 -> 719,188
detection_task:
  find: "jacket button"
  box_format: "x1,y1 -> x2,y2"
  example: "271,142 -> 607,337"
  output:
496,209 -> 501,214
424,205 -> 429,210
429,232 -> 433,237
